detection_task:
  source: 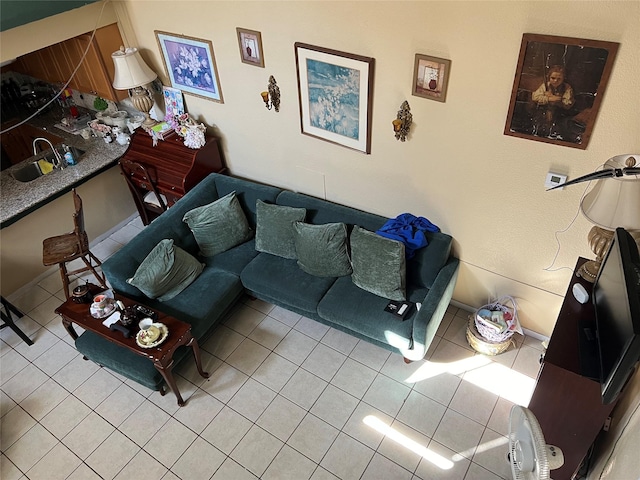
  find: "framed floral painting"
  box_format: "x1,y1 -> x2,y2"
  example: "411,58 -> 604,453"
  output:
294,43 -> 374,154
412,54 -> 451,103
155,31 -> 224,103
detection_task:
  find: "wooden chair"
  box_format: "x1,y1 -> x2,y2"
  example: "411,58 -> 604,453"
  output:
42,189 -> 107,299
119,158 -> 168,226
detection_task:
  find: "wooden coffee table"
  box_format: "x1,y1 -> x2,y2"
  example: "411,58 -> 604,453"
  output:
55,285 -> 209,406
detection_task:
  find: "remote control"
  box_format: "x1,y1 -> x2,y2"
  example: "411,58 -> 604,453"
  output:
135,304 -> 158,320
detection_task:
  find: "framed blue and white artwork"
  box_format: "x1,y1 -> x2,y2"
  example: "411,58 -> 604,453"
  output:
295,43 -> 374,154
155,31 -> 224,103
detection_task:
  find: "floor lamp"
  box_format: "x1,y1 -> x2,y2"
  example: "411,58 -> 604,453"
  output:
111,47 -> 158,130
578,154 -> 640,282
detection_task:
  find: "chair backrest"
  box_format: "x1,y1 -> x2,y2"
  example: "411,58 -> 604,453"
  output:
71,189 -> 89,251
120,158 -> 168,211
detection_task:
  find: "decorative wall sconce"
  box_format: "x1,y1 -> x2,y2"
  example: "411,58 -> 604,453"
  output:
260,75 -> 280,112
393,100 -> 412,141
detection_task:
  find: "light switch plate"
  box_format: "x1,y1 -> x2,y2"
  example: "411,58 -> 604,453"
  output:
545,172 -> 567,190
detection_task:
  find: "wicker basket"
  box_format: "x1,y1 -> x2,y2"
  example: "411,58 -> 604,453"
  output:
474,296 -> 518,343
466,317 -> 514,356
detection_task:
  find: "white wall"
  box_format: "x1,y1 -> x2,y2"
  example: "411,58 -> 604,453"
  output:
110,0 -> 639,336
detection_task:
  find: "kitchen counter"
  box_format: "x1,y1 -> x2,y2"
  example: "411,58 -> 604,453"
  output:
0,113 -> 129,229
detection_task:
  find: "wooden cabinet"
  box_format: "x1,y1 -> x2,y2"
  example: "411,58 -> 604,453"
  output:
13,24 -> 126,102
119,131 -> 226,225
528,257 -> 617,480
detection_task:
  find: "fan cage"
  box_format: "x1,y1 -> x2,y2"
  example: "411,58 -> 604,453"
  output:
509,406 -> 550,480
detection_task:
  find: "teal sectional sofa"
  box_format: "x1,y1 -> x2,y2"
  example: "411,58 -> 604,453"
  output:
85,173 -> 459,392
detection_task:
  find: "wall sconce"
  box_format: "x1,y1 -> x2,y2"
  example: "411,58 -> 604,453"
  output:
260,75 -> 280,112
393,100 -> 412,142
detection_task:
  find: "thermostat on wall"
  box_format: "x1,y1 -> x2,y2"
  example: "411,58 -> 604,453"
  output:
545,172 -> 567,190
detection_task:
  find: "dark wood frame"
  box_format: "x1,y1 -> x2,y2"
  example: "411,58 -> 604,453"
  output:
236,28 -> 265,67
294,42 -> 374,154
504,34 -> 618,149
155,31 -> 224,103
412,54 -> 451,103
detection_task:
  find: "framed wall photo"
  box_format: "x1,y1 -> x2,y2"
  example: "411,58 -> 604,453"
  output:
504,34 -> 618,149
412,54 -> 451,103
155,31 -> 224,103
237,28 -> 264,67
295,43 -> 375,154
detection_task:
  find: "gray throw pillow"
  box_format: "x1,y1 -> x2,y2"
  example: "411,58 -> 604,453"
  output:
127,239 -> 204,301
350,226 -> 406,301
255,200 -> 306,259
293,222 -> 352,277
183,191 -> 253,257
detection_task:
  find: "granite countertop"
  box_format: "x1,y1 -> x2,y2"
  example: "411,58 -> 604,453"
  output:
1,111 -> 129,228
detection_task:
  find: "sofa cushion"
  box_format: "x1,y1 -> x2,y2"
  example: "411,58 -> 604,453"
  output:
255,200 -> 306,259
204,239 -> 259,276
127,239 -> 204,301
293,222 -> 352,277
350,226 -> 406,301
183,191 -> 253,257
213,175 -> 283,228
317,276 -> 416,351
241,253 -> 336,314
154,267 -> 244,340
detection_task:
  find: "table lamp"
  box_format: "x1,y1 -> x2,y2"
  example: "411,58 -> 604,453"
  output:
112,47 -> 158,129
578,154 -> 640,281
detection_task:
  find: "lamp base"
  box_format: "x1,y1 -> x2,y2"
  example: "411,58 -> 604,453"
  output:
576,260 -> 600,283
129,86 -> 157,130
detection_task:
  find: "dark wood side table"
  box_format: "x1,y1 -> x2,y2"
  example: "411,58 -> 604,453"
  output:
528,257 -> 617,479
55,287 -> 209,406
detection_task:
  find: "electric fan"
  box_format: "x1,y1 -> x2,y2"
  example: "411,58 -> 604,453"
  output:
508,406 -> 565,480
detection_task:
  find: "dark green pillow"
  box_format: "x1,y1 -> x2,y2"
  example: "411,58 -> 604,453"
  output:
350,226 -> 406,301
127,239 -> 204,301
255,200 -> 306,259
183,191 -> 253,257
293,222 -> 352,277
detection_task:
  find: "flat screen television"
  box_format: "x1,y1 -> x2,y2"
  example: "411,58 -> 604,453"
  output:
593,227 -> 640,404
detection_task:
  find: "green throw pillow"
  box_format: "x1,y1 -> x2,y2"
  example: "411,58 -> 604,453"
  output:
293,222 -> 352,277
255,200 -> 306,259
183,191 -> 253,257
350,226 -> 406,301
127,239 -> 204,301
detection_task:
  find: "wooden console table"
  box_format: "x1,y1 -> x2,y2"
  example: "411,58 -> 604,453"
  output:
56,287 -> 209,406
119,130 -> 225,225
528,257 -> 617,479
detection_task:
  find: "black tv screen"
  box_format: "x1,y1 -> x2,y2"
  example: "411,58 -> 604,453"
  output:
593,228 -> 640,405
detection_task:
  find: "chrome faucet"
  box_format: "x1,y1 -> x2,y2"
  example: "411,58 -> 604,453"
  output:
32,137 -> 64,169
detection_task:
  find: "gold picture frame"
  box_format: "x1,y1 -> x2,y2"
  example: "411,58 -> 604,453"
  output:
237,28 -> 264,68
412,54 -> 451,103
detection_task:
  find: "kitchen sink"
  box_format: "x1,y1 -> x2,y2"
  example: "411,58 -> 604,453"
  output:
11,145 -> 85,183
12,162 -> 44,182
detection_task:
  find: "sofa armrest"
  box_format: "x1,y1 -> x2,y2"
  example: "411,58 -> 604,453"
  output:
407,256 -> 460,361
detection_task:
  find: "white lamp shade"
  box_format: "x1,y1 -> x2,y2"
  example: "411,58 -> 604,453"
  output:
112,47 -> 157,90
580,154 -> 640,230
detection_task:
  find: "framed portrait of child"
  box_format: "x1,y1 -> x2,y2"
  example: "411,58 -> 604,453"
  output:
504,34 -> 618,149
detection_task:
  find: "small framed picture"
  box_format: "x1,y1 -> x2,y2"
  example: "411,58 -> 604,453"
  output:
504,33 -> 618,149
412,54 -> 451,103
237,28 -> 264,68
155,31 -> 224,103
162,86 -> 184,117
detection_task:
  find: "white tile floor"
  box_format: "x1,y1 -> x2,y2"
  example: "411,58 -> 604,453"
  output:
1,216 -> 544,480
